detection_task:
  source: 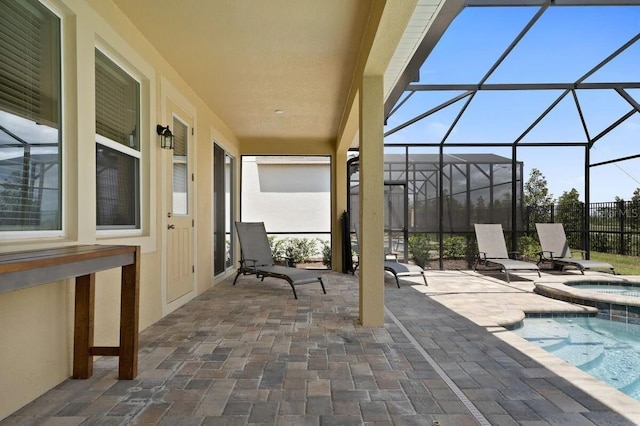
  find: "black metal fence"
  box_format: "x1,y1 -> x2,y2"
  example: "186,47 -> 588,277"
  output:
525,201 -> 640,256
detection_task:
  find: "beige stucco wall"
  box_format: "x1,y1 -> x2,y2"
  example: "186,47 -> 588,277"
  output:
0,0 -> 240,419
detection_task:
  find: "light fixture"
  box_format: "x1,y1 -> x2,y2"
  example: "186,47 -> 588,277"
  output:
274,109 -> 284,115
156,125 -> 174,150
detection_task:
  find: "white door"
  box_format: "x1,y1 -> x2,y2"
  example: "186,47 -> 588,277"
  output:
165,100 -> 195,304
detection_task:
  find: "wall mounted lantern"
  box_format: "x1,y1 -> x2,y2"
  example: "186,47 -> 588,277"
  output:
156,125 -> 174,150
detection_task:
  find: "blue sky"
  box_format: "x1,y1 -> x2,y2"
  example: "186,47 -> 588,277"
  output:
385,5 -> 640,202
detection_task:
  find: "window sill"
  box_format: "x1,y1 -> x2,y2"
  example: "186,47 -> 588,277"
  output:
97,233 -> 155,254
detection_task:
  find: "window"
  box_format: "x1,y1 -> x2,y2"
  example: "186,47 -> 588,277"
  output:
95,49 -> 140,230
0,0 -> 62,233
172,118 -> 188,215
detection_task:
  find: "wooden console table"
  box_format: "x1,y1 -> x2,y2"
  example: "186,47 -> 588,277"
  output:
0,245 -> 140,380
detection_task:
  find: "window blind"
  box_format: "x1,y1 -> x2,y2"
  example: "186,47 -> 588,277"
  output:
95,50 -> 140,150
0,0 -> 59,126
172,119 -> 188,215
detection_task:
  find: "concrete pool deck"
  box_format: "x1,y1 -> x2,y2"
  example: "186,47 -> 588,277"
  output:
3,268 -> 640,425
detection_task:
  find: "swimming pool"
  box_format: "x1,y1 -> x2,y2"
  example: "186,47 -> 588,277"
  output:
514,316 -> 640,400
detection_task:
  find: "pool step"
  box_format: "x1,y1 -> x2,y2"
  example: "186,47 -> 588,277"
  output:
519,321 -> 609,376
550,342 -> 604,369
621,378 -> 640,400
516,319 -> 569,351
585,344 -> 640,391
514,317 -> 640,401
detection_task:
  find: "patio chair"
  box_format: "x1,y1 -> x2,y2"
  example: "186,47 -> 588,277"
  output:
535,223 -> 616,275
352,226 -> 427,288
474,224 -> 541,283
233,222 -> 326,299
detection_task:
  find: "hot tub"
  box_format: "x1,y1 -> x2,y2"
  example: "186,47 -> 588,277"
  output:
569,282 -> 640,297
534,278 -> 640,324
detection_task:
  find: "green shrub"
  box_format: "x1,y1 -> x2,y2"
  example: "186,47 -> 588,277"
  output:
465,235 -> 477,264
268,236 -> 322,265
268,235 -> 277,253
320,239 -> 331,268
518,235 -> 540,261
283,237 -> 319,265
590,232 -> 617,253
443,235 -> 465,258
408,234 -> 432,268
268,236 -> 287,260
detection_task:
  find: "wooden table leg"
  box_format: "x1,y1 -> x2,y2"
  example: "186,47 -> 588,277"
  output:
73,273 -> 95,379
118,246 -> 140,379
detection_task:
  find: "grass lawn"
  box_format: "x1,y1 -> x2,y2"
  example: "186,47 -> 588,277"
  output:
590,252 -> 640,275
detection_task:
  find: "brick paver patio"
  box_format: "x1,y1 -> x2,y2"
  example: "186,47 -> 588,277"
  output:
3,269 -> 639,425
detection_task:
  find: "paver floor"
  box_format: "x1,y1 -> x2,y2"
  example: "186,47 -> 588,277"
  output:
3,269 -> 640,425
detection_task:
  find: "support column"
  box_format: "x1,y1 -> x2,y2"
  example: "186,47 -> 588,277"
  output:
359,75 -> 385,326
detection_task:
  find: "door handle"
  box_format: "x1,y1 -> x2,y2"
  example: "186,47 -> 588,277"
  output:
167,224 -> 175,230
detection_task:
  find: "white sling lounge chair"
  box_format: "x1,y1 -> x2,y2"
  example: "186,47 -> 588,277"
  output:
474,224 -> 541,282
535,223 -> 615,275
233,222 -> 326,299
352,226 -> 427,288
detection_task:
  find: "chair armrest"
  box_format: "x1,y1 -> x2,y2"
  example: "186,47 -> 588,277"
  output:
274,255 -> 294,267
477,252 -> 487,261
242,258 -> 259,273
508,251 -> 521,260
571,250 -> 586,259
538,250 -> 555,260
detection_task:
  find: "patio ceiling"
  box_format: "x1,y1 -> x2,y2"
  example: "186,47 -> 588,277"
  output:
104,0 -> 464,149
106,0 -> 454,147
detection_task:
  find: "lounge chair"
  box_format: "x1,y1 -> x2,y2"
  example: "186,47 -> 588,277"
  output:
233,222 -> 326,299
352,226 -> 427,288
474,224 -> 541,282
535,223 -> 616,275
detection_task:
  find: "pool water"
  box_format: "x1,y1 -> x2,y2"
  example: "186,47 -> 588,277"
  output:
570,284 -> 640,298
514,316 -> 640,400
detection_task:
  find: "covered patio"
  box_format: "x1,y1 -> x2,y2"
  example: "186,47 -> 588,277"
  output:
2,0 -> 640,421
5,269 -> 639,425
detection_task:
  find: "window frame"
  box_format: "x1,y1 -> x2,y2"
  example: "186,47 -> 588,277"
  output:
94,47 -> 143,235
0,0 -> 64,240
213,142 -> 235,276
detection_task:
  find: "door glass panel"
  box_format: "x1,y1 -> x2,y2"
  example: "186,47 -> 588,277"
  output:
225,153 -> 234,269
172,118 -> 188,215
214,144 -> 235,275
